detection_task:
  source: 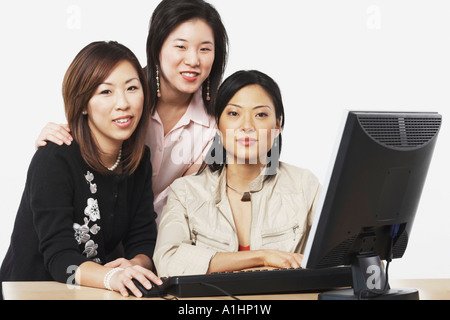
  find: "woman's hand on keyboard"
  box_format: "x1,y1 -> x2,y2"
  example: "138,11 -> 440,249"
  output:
259,250 -> 303,269
208,250 -> 303,274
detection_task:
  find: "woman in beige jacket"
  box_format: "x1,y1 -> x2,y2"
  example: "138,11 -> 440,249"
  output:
153,70 -> 321,277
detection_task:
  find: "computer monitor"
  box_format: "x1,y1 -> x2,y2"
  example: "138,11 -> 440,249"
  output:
301,111 -> 442,300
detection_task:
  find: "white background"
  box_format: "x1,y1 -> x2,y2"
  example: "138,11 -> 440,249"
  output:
0,0 -> 448,280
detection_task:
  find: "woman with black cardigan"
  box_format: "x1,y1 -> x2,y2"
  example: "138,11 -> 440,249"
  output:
0,41 -> 161,298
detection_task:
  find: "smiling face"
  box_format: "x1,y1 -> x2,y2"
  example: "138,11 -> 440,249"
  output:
219,85 -> 281,165
159,18 -> 215,98
86,60 -> 144,153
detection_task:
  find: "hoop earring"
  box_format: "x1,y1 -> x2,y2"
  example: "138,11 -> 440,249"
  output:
156,65 -> 161,98
206,78 -> 211,101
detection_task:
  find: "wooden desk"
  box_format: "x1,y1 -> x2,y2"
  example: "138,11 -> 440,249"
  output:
2,279 -> 449,300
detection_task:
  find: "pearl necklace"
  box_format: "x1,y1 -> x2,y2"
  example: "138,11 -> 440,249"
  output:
107,148 -> 122,172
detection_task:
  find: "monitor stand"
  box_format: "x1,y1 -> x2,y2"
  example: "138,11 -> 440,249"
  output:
318,254 -> 419,300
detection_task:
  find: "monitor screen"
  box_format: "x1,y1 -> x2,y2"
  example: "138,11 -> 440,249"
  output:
301,111 -> 442,299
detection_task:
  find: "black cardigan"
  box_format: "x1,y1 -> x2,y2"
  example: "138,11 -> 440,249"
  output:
0,142 -> 157,284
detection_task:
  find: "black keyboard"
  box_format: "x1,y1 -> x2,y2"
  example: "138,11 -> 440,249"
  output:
160,266 -> 352,298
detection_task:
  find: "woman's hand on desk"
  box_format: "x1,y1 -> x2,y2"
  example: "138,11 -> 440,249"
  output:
105,256 -> 162,297
109,264 -> 162,298
76,256 -> 161,298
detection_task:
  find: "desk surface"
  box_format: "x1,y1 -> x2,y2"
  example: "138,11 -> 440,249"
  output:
3,279 -> 449,300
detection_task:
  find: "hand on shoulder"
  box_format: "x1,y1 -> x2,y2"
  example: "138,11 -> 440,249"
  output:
35,122 -> 73,149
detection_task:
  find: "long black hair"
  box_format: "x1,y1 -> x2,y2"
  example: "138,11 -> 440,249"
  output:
198,70 -> 286,177
146,0 -> 228,114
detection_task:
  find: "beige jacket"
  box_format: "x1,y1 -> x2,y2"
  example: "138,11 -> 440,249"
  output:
153,162 -> 321,277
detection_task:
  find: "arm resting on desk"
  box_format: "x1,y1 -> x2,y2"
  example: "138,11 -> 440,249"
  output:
75,254 -> 161,298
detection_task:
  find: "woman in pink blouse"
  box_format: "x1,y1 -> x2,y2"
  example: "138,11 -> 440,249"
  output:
35,0 -> 229,216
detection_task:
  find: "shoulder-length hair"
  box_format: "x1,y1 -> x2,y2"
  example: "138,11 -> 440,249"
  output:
199,70 -> 286,177
62,41 -> 151,176
146,0 -> 228,114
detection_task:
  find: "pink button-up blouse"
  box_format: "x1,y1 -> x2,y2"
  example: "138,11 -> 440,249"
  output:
146,90 -> 216,217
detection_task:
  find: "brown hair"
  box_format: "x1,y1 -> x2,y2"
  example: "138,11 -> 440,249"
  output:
62,41 -> 150,175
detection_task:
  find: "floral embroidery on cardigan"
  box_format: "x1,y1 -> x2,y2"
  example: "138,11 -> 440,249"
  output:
85,171 -> 97,194
73,171 -> 102,263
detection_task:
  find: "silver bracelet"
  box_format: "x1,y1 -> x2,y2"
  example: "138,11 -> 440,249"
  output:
103,267 -> 124,291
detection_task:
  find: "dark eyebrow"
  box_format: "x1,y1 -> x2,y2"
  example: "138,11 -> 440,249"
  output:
174,38 -> 214,46
125,78 -> 140,84
100,78 -> 139,86
227,104 -> 272,110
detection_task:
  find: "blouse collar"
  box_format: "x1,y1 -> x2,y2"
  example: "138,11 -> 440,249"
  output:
153,89 -> 212,129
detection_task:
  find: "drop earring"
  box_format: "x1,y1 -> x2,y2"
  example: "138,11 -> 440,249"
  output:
156,65 -> 161,98
206,78 -> 211,101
